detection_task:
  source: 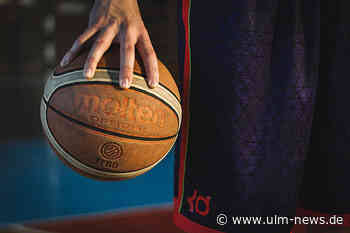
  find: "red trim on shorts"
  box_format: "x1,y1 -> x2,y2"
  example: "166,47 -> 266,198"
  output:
174,198 -> 223,233
173,199 -> 294,233
173,199 -> 296,233
295,207 -> 350,227
176,0 -> 191,212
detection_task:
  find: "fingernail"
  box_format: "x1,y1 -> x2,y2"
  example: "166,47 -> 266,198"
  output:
149,80 -> 158,88
122,80 -> 131,89
84,68 -> 93,78
124,79 -> 131,88
120,79 -> 126,88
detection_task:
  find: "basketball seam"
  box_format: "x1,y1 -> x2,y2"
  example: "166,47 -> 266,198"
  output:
43,70 -> 182,130
43,98 -> 178,141
53,68 -> 181,102
48,81 -> 180,124
41,100 -> 177,179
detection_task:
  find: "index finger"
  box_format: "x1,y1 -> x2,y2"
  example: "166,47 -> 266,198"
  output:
83,25 -> 118,79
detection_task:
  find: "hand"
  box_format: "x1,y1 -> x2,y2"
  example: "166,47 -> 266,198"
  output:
59,0 -> 159,89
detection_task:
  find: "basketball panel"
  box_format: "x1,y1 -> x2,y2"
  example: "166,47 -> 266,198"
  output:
46,106 -> 177,174
49,83 -> 179,139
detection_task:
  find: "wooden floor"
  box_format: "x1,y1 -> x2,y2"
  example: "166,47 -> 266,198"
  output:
2,205 -> 350,233
1,205 -> 185,233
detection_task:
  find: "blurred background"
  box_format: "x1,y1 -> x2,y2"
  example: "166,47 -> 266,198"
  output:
0,0 -> 178,228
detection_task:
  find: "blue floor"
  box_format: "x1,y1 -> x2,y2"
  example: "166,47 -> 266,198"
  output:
0,139 -> 174,226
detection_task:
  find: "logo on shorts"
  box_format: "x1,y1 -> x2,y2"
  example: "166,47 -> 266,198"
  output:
100,142 -> 122,161
186,189 -> 212,216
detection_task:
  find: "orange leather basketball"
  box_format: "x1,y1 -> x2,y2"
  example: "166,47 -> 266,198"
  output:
40,45 -> 181,180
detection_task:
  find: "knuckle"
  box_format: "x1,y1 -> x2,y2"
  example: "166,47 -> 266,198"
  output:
107,17 -> 119,27
121,65 -> 134,74
123,43 -> 135,53
95,38 -> 106,46
144,46 -> 155,58
124,23 -> 138,37
140,29 -> 151,40
125,34 -> 137,45
149,66 -> 159,78
86,56 -> 97,66
125,29 -> 134,39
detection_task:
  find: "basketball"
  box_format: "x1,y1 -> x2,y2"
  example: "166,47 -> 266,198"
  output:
40,45 -> 182,180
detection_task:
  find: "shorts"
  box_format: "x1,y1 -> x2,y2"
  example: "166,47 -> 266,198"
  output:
172,0 -> 350,232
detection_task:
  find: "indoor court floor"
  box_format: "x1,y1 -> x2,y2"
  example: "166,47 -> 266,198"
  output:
0,140 -> 179,232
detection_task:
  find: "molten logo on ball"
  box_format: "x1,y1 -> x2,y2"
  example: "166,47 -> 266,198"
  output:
73,94 -> 166,127
100,142 -> 122,161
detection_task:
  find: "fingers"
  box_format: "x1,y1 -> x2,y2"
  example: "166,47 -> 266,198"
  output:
60,26 -> 98,67
60,21 -> 158,91
119,30 -> 137,89
136,31 -> 159,88
83,25 -> 118,79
